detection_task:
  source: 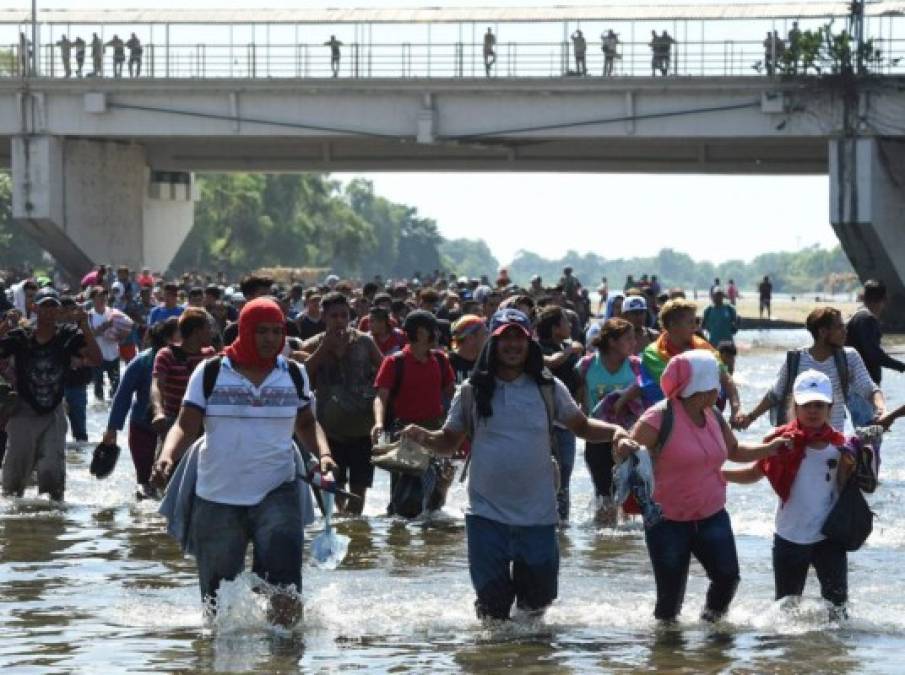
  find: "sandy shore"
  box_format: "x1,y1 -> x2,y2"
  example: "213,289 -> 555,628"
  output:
733,296 -> 861,325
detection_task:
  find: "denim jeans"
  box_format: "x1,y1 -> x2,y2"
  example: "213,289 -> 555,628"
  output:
644,508 -> 740,621
773,534 -> 848,607
466,514 -> 559,620
553,426 -> 576,521
63,385 -> 88,441
189,481 -> 302,604
93,358 -> 120,400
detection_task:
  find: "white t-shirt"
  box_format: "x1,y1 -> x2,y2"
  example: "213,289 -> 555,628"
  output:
89,307 -> 121,362
183,355 -> 311,505
774,442 -> 841,544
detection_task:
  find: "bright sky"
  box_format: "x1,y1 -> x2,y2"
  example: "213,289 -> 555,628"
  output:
12,0 -> 841,265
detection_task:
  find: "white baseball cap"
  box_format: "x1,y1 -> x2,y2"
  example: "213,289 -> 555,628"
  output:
792,369 -> 833,405
622,296 -> 647,313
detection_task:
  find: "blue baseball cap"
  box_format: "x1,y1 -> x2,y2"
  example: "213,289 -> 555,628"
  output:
490,308 -> 532,338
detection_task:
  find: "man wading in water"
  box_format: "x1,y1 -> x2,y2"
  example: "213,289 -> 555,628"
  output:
403,309 -> 637,620
152,298 -> 335,626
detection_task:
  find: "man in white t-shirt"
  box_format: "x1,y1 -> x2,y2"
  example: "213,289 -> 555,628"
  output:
88,287 -> 122,401
151,298 -> 335,627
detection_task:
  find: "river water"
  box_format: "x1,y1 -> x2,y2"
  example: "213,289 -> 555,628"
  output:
2,330 -> 904,673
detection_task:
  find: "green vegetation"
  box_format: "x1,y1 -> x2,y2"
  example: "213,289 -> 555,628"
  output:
507,245 -> 856,294
0,173 -> 47,269
171,175 -> 444,279
0,171 -> 858,293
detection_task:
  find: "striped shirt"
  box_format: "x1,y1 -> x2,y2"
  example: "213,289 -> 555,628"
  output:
769,346 -> 879,430
152,345 -> 216,418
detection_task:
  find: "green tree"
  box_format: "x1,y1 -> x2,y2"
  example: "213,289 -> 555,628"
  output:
439,238 -> 499,279
0,172 -> 46,269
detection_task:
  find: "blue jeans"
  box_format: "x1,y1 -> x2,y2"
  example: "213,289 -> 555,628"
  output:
644,508 -> 740,621
189,481 -> 302,604
553,426 -> 576,521
63,385 -> 88,441
466,514 -> 559,620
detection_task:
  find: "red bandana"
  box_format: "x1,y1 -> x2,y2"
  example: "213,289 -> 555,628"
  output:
224,298 -> 285,370
757,418 -> 846,503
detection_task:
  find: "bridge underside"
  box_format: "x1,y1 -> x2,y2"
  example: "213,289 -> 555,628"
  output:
0,136 -> 827,174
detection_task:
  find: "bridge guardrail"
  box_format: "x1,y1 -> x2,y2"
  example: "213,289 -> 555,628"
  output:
2,38 -> 903,79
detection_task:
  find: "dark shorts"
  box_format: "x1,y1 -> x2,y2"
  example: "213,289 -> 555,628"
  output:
328,436 -> 375,488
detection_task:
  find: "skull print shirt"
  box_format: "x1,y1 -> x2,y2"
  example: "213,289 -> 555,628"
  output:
0,324 -> 86,414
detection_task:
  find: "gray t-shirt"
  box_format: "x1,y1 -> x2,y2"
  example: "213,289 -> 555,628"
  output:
445,374 -> 579,526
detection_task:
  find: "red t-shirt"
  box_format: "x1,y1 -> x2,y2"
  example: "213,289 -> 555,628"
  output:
372,328 -> 407,356
374,345 -> 454,424
152,345 -> 216,418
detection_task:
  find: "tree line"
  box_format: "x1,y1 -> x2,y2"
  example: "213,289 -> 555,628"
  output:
0,171 -> 855,293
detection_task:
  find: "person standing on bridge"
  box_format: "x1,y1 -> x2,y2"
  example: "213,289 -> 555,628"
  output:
74,36 -> 86,77
659,31 -> 676,76
602,30 -> 620,77
56,35 -> 72,78
106,35 -> 126,78
787,22 -> 802,75
127,33 -> 143,78
90,33 -> 103,77
570,30 -> 587,76
325,35 -> 343,77
483,28 -> 496,77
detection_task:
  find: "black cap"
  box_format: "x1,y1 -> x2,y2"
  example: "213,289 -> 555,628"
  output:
34,287 -> 61,307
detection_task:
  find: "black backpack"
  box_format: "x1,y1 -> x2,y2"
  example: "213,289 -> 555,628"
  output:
201,355 -> 309,403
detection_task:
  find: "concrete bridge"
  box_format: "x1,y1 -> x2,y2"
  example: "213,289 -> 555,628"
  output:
2,3 -> 905,321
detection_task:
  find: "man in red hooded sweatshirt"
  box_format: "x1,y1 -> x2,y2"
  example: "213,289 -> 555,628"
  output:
152,298 -> 335,627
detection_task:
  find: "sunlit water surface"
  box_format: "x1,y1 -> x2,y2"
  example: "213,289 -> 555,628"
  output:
2,330 -> 904,673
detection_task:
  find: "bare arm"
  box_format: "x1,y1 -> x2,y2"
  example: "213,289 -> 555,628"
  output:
720,370 -> 742,423
150,375 -> 165,421
295,406 -> 336,473
372,387 -> 390,443
403,425 -> 466,457
149,404 -> 203,487
73,309 -> 102,366
880,401 -> 905,429
723,464 -> 764,484
721,418 -> 789,463
564,410 -> 627,445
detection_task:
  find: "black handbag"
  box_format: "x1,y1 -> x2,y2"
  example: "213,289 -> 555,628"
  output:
821,478 -> 874,552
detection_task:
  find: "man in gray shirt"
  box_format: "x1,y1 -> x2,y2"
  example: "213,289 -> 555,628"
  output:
403,308 -> 636,621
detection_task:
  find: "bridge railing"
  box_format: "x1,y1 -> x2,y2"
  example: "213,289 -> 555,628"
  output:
3,39 -> 905,79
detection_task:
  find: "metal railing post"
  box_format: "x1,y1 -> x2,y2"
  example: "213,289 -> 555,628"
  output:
251,42 -> 256,78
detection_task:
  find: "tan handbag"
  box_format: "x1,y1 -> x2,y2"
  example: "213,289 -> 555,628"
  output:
371,436 -> 433,476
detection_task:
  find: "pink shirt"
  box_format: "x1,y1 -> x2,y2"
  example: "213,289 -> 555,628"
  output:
639,401 -> 728,521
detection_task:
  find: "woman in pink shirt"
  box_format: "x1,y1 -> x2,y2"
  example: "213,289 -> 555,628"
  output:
616,350 -> 789,622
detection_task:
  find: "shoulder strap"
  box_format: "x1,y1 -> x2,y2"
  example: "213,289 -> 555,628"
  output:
781,349 -> 802,401
833,347 -> 850,400
285,359 -> 310,402
385,352 -> 406,426
539,381 -> 560,462
628,354 -> 643,382
458,382 -> 477,483
655,400 -> 674,452
578,353 -> 595,380
201,355 -> 223,402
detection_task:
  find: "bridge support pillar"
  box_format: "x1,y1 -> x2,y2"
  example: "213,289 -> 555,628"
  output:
830,137 -> 905,329
11,136 -> 195,283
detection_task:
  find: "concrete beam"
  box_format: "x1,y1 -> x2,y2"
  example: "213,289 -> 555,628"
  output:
11,136 -> 195,281
830,137 -> 905,329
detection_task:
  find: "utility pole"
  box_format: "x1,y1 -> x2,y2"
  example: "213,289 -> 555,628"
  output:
30,0 -> 37,76
850,0 -> 865,74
